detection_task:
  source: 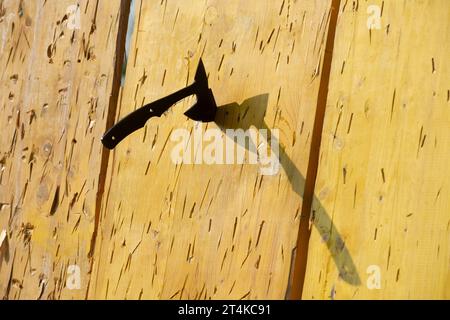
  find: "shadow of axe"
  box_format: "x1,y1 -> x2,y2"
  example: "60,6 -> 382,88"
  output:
215,94 -> 361,286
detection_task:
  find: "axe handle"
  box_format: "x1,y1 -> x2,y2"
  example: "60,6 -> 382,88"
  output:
102,84 -> 197,149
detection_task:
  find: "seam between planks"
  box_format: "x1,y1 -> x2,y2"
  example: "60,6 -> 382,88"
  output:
288,0 -> 342,300
86,0 -> 132,300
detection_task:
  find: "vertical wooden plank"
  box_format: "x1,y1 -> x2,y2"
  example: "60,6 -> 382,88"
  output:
90,0 -> 334,299
0,0 -> 128,299
303,0 -> 450,299
289,0 -> 341,300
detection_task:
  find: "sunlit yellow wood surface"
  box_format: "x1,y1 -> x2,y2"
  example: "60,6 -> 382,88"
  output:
89,0 -> 333,299
302,0 -> 450,299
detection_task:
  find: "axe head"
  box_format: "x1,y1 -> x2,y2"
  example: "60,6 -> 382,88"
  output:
184,59 -> 217,122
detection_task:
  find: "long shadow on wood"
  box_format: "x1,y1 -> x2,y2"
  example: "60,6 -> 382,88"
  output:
215,94 -> 361,288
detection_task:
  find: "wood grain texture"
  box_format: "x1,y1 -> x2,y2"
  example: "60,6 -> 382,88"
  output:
0,0 -> 127,299
302,0 -> 450,299
89,0 -> 333,299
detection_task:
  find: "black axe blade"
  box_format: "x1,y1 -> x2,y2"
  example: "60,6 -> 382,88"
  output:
184,59 -> 217,122
101,59 -> 217,149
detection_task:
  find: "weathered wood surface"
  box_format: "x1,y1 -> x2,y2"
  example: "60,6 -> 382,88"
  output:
89,0 -> 334,299
0,0 -> 127,299
302,0 -> 450,299
2,0 -> 449,301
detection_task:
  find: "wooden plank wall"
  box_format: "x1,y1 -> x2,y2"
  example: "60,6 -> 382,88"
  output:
0,0 -> 128,299
1,0 -> 449,300
88,0 -> 334,299
302,0 -> 450,299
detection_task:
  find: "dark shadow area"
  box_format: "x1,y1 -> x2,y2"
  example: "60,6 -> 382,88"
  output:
215,94 -> 361,287
0,232 -> 10,272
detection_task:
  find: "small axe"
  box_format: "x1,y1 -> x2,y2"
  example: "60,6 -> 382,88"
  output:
102,59 -> 217,149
